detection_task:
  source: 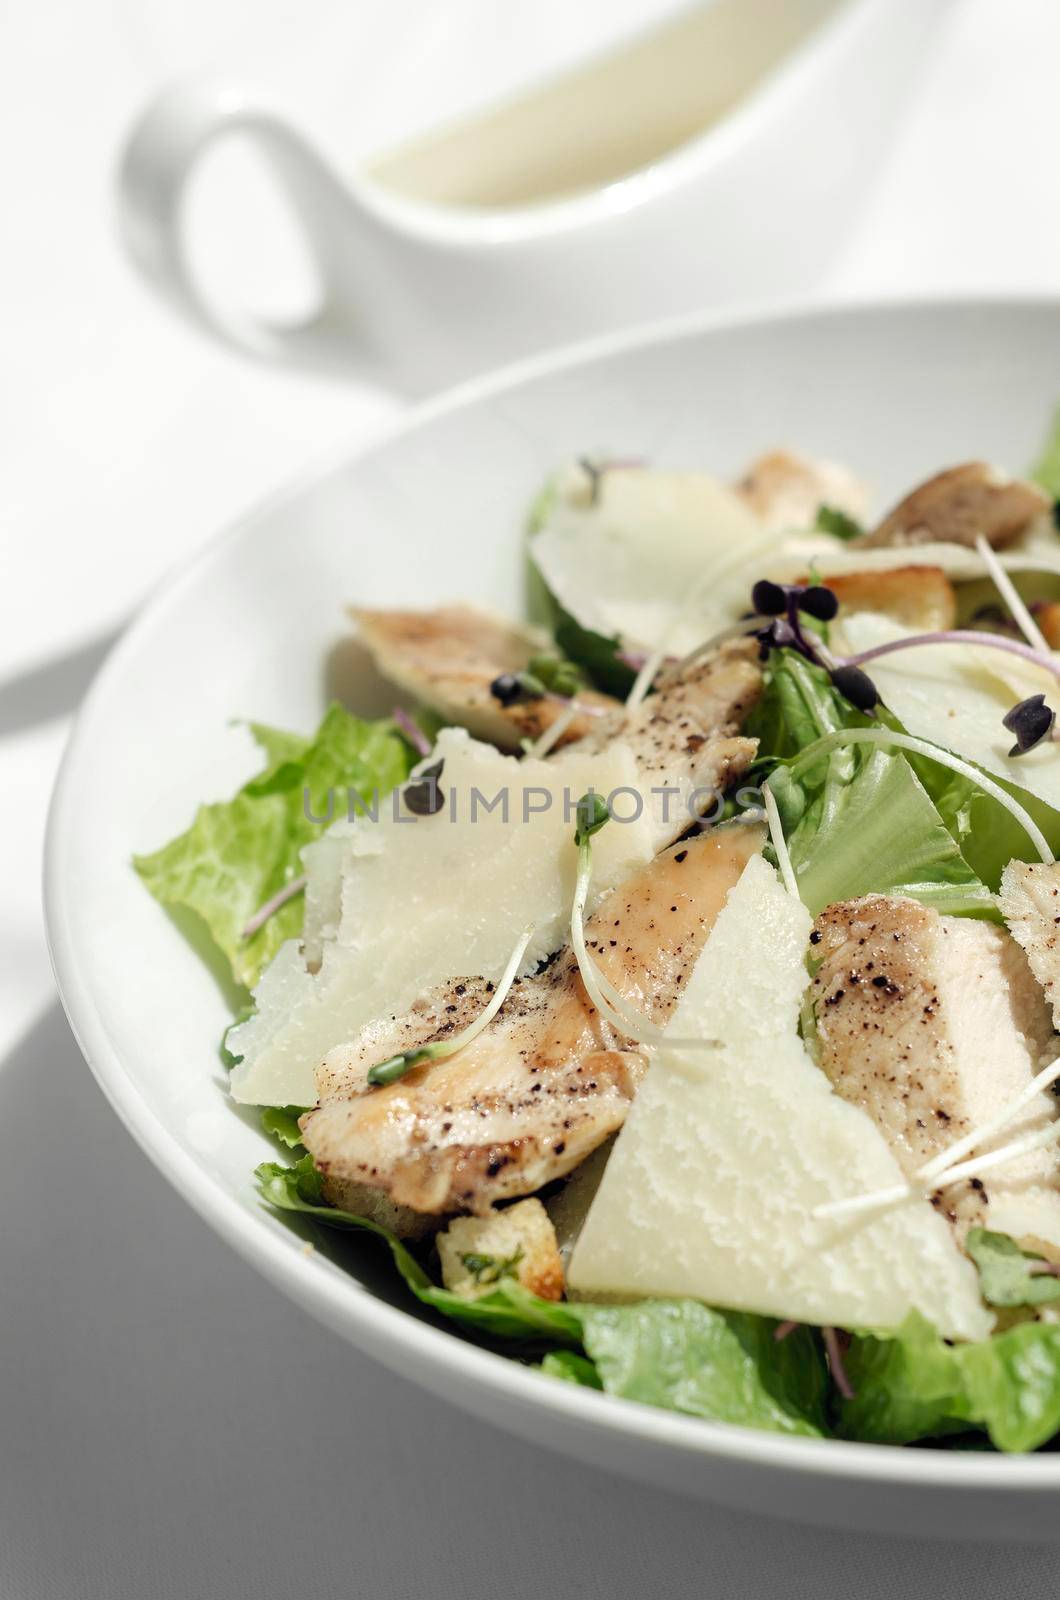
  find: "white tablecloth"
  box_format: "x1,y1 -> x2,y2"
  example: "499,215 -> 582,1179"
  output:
7,2 -> 1060,1591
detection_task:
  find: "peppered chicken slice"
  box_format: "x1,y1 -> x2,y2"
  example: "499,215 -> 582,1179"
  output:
732,448 -> 868,533
591,638 -> 762,851
300,823 -> 765,1222
357,601 -> 763,852
353,603 -> 617,752
1000,861 -> 1060,1031
810,894 -> 1060,1252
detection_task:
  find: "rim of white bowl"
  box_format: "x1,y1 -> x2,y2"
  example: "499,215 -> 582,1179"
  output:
44,291 -> 1060,1492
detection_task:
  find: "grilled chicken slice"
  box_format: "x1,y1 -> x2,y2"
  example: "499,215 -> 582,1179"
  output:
599,638 -> 762,850
811,895 -> 1060,1251
301,823 -> 765,1222
857,463 -> 1049,551
1000,861 -> 1060,1030
733,448 -> 868,533
353,603 -> 617,752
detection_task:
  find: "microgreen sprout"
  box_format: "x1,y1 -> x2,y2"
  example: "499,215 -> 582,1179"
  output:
241,874 -> 307,941
574,791 -> 611,846
839,628 -> 1060,687
391,705 -> 432,758
750,583 -> 842,678
527,653 -> 584,699
1003,694 -> 1057,756
974,535 -> 1050,652
577,455 -> 644,505
366,923 -> 535,1087
403,759 -> 445,816
523,702 -> 580,760
828,664 -> 879,712
821,1327 -> 856,1400
762,783 -> 799,900
490,671 -> 546,707
814,1049 -> 1060,1222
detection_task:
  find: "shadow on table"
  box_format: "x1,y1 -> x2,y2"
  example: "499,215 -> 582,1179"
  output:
0,632 -> 117,737
0,1004 -> 1051,1599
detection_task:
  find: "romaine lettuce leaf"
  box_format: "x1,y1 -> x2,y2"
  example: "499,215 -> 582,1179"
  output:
752,652 -> 995,918
1031,403 -> 1060,500
840,1313 -> 1060,1452
134,704 -> 413,990
552,605 -> 636,698
576,1301 -> 828,1437
966,1228 -> 1060,1309
260,1107 -> 308,1150
899,751 -> 1060,891
539,1350 -> 603,1388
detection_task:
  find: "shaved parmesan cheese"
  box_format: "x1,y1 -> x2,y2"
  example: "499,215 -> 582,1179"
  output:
568,855 -> 993,1341
766,536 -> 1060,587
229,728 -> 655,1107
837,611 -> 1060,812
531,467 -> 769,653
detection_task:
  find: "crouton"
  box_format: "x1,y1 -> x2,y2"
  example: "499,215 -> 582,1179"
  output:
437,1198 -> 565,1301
859,463 -> 1049,551
1036,603 -> 1060,650
805,566 -> 956,632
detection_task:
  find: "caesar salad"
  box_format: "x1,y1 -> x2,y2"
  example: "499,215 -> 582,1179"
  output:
135,419 -> 1060,1451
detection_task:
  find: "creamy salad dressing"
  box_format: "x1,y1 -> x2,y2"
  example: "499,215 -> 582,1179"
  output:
365,0 -> 845,210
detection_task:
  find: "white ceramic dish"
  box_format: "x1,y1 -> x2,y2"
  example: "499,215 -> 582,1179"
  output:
118,0 -> 949,392
46,298 -> 1060,1541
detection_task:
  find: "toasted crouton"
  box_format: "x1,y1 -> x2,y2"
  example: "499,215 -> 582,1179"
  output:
859,463 -> 1049,551
812,566 -> 956,632
437,1198 -> 565,1301
1036,603 -> 1060,650
733,448 -> 867,533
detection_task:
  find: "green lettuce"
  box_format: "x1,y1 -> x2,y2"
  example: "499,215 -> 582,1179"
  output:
752,652 -> 995,918
576,1301 -> 827,1437
552,605 -> 636,698
134,704 -> 413,990
902,755 -> 1060,892
260,1107 -> 309,1150
257,1156 -> 828,1434
840,1313 -> 1060,1452
1031,403 -> 1060,501
539,1350 -> 603,1389
966,1229 -> 1060,1309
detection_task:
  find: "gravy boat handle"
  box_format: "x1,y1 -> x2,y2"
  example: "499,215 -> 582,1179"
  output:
118,81 -> 367,371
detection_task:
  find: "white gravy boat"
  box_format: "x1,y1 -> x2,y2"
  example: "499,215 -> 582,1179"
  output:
119,0 -> 950,393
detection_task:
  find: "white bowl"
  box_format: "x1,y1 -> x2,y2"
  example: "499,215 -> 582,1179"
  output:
45,298 -> 1060,1541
